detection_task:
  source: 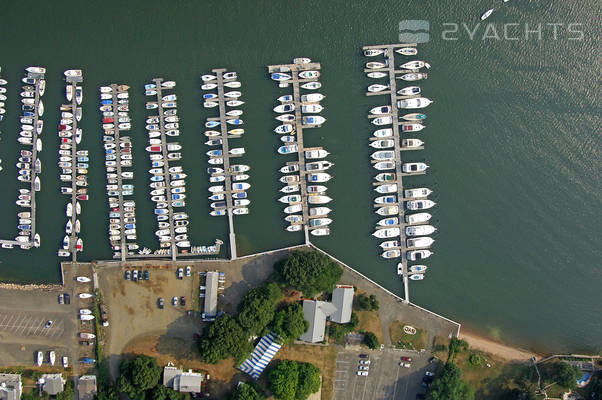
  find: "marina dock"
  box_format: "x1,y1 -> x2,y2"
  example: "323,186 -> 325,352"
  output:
267,59 -> 333,242
364,43 -> 434,303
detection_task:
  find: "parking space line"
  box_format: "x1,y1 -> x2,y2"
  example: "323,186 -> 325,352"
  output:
31,318 -> 45,336
392,364 -> 400,400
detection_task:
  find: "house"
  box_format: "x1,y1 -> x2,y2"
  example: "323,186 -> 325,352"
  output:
163,364 -> 203,393
203,271 -> 219,318
77,375 -> 97,400
299,285 -> 355,343
40,374 -> 66,396
0,374 -> 22,400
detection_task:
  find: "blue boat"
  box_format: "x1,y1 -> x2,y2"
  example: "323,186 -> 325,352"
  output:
144,83 -> 156,90
23,111 -> 35,117
77,156 -> 89,162
381,218 -> 397,226
0,115 -> 3,121
109,212 -> 120,218
203,93 -> 217,99
227,119 -> 243,125
205,121 -> 220,128
207,150 -> 222,157
171,194 -> 184,200
17,225 -> 31,230
106,149 -> 115,154
125,223 -> 135,229
151,161 -> 163,167
101,99 -> 113,105
154,209 -> 168,215
80,358 -> 96,364
232,192 -> 247,199
150,176 -> 164,182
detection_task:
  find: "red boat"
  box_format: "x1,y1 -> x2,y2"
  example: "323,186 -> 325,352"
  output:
76,195 -> 89,201
59,124 -> 68,130
146,146 -> 162,152
103,118 -> 114,123
61,138 -> 72,143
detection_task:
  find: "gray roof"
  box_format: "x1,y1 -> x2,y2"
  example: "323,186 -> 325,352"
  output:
203,271 -> 219,317
77,375 -> 97,400
0,374 -> 21,400
174,372 -> 203,393
41,374 -> 65,395
330,286 -> 354,324
163,366 -> 182,388
299,300 -> 337,343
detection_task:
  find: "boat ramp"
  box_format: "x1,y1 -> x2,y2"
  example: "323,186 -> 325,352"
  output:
267,58 -> 333,243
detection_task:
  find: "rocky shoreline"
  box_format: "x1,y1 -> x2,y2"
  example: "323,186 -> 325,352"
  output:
0,282 -> 62,291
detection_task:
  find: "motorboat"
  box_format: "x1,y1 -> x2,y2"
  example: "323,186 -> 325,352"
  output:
401,123 -> 425,132
370,105 -> 391,115
286,224 -> 302,232
307,195 -> 332,204
372,227 -> 400,238
409,265 -> 428,274
293,57 -> 311,64
370,139 -> 394,149
373,161 -> 395,170
401,138 -> 424,149
280,184 -> 299,193
402,162 -> 428,173
79,332 -> 96,339
305,149 -> 329,159
301,104 -> 323,113
232,174 -> 249,181
364,48 -> 385,57
274,104 -> 294,113
377,217 -> 398,227
80,315 -> 95,321
376,205 -> 399,215
309,218 -> 332,227
404,188 -> 432,198
230,164 -> 250,173
309,207 -> 331,216
399,73 -> 428,81
300,93 -> 325,103
398,86 -> 421,96
37,351 -> 43,366
375,195 -> 397,204
406,224 -> 436,236
401,113 -> 427,121
405,212 -> 432,224
232,182 -> 250,191
371,150 -> 395,160
278,144 -> 298,154
302,115 -> 326,126
299,70 -> 319,79
285,215 -> 303,223
278,95 -> 293,103
375,183 -> 397,193
311,228 -> 330,236
407,237 -> 435,248
380,240 -> 400,249
307,185 -> 327,193
396,47 -> 418,56
271,73 -> 291,81
409,274 -> 424,281
301,81 -> 322,90
284,204 -> 302,214
481,8 -> 494,20
280,135 -> 296,143
406,199 -> 436,210
382,250 -> 401,259
373,128 -> 393,138
397,97 -> 433,109
280,164 -> 299,173
372,116 -> 392,125
275,124 -> 294,134
305,160 -> 333,171
368,84 -> 389,92
279,195 -> 302,204
307,173 -> 331,183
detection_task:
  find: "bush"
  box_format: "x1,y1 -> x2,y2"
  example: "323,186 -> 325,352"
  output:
426,362 -> 474,400
468,353 -> 484,366
362,332 -> 379,349
267,360 -> 321,400
355,294 -> 380,311
198,313 -> 251,364
328,312 -> 359,342
271,303 -> 309,342
229,382 -> 266,400
276,251 -> 342,297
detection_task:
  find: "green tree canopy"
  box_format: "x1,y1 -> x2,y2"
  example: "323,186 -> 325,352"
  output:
237,282 -> 282,336
268,360 -> 299,400
198,313 -> 250,364
426,362 -> 474,400
272,303 -> 309,342
151,384 -> 183,400
229,382 -> 266,400
554,362 -> 578,389
295,362 -> 321,400
277,251 -> 343,297
116,355 -> 162,399
362,332 -> 379,349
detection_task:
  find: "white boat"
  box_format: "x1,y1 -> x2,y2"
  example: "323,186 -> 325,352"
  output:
280,164 -> 299,173
224,81 -> 241,88
307,173 -> 331,183
79,293 -> 93,299
368,84 -> 389,92
373,161 -> 395,171
309,218 -> 332,227
371,150 -> 395,160
307,195 -> 332,204
79,309 -> 92,315
404,188 -> 432,198
401,113 -> 426,121
80,315 -> 95,321
274,103 -> 294,113
299,70 -> 319,79
376,205 -> 399,216
406,199 -> 436,211
409,265 -> 428,273
278,144 -> 298,154
310,228 -> 330,236
402,162 -> 428,173
276,114 -> 296,122
398,86 -> 421,96
275,124 -> 294,134
372,116 -> 392,126
286,224 -> 302,232
279,195 -> 302,204
37,351 -> 43,366
26,66 -> 46,74
301,81 -> 322,90
397,97 -> 432,109
375,184 -> 397,194
481,8 -> 494,20
370,105 -> 391,115
284,204 -> 302,214
305,149 -> 329,159
409,274 -> 424,281
301,104 -> 323,113
201,74 -> 216,82
373,128 -> 393,138
293,57 -> 312,64
399,73 -> 428,81
309,207 -> 331,216
370,140 -> 394,149
406,224 -> 436,236
280,184 -> 299,193
377,217 -> 398,227
400,60 -> 429,70
407,237 -> 435,248
300,93 -> 325,103
285,215 -> 303,223
405,212 -> 432,224
302,115 -> 326,126
396,47 -> 418,56
278,95 -> 293,103
380,240 -> 400,249
366,61 -> 387,69
364,49 -> 385,57
232,208 -> 249,215
372,227 -> 400,238
401,123 -> 425,133
305,160 -> 333,171
382,250 -> 401,259
401,138 -> 424,149
76,276 -> 90,283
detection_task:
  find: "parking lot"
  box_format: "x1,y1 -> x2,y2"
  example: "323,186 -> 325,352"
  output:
333,348 -> 434,400
0,311 -> 66,338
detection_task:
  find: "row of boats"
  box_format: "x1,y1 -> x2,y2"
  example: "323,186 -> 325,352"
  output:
99,84 -> 141,258
58,70 -> 86,257
12,67 -> 45,249
201,70 -> 251,217
144,79 -> 192,249
270,58 -> 332,236
365,46 -> 436,280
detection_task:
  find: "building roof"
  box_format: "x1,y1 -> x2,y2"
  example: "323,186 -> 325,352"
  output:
41,374 -> 65,395
0,374 -> 21,400
330,285 -> 354,324
299,300 -> 337,343
203,271 -> 219,317
174,372 -> 203,393
77,375 -> 97,400
163,366 -> 182,388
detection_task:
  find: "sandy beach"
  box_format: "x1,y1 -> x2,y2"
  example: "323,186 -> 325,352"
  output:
459,331 -> 541,361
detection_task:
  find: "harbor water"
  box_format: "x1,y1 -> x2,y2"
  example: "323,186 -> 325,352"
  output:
0,0 -> 600,353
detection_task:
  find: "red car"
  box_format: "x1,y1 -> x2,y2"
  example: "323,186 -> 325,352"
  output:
401,356 -> 412,362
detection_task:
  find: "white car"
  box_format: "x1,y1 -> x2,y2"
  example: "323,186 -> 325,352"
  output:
62,356 -> 69,368
177,268 -> 183,279
357,371 -> 369,376
185,266 -> 191,277
399,362 -> 411,368
172,296 -> 178,306
359,366 -> 369,371
359,360 -> 371,365
425,371 -> 435,376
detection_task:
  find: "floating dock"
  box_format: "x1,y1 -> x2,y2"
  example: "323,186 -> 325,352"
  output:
363,43 -> 434,303
267,59 -> 333,243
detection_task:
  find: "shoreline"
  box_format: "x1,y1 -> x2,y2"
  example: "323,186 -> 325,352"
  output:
458,328 -> 542,362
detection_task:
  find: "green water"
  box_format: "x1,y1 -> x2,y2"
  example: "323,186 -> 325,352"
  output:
0,0 -> 600,353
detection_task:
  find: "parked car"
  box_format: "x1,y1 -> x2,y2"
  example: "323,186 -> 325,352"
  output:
125,270 -> 131,280
143,270 -> 149,280
399,362 -> 411,368
138,270 -> 143,280
177,268 -> 183,279
64,293 -> 70,304
359,366 -> 369,371
401,356 -> 412,362
132,270 -> 138,281
359,354 -> 369,359
185,266 -> 191,277
359,360 -> 371,365
357,371 -> 368,376
58,294 -> 64,304
172,296 -> 178,306
180,296 -> 186,306
425,371 -> 435,377
44,320 -> 53,328
158,298 -> 164,309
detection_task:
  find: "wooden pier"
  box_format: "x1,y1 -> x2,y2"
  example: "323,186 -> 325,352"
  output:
363,43 -> 431,304
267,60 -> 331,243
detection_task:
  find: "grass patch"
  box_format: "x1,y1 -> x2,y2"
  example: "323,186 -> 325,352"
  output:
356,310 -> 384,344
389,321 -> 427,350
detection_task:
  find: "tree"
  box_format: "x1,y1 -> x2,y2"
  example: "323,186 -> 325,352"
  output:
56,387 -> 75,400
554,362 -> 578,389
237,282 -> 282,336
198,313 -> 250,364
277,251 -> 343,297
229,382 -> 266,400
426,362 -> 474,400
116,355 -> 161,399
151,384 -> 183,400
295,362 -> 321,400
267,360 -> 299,400
362,332 -> 379,349
272,303 -> 309,342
